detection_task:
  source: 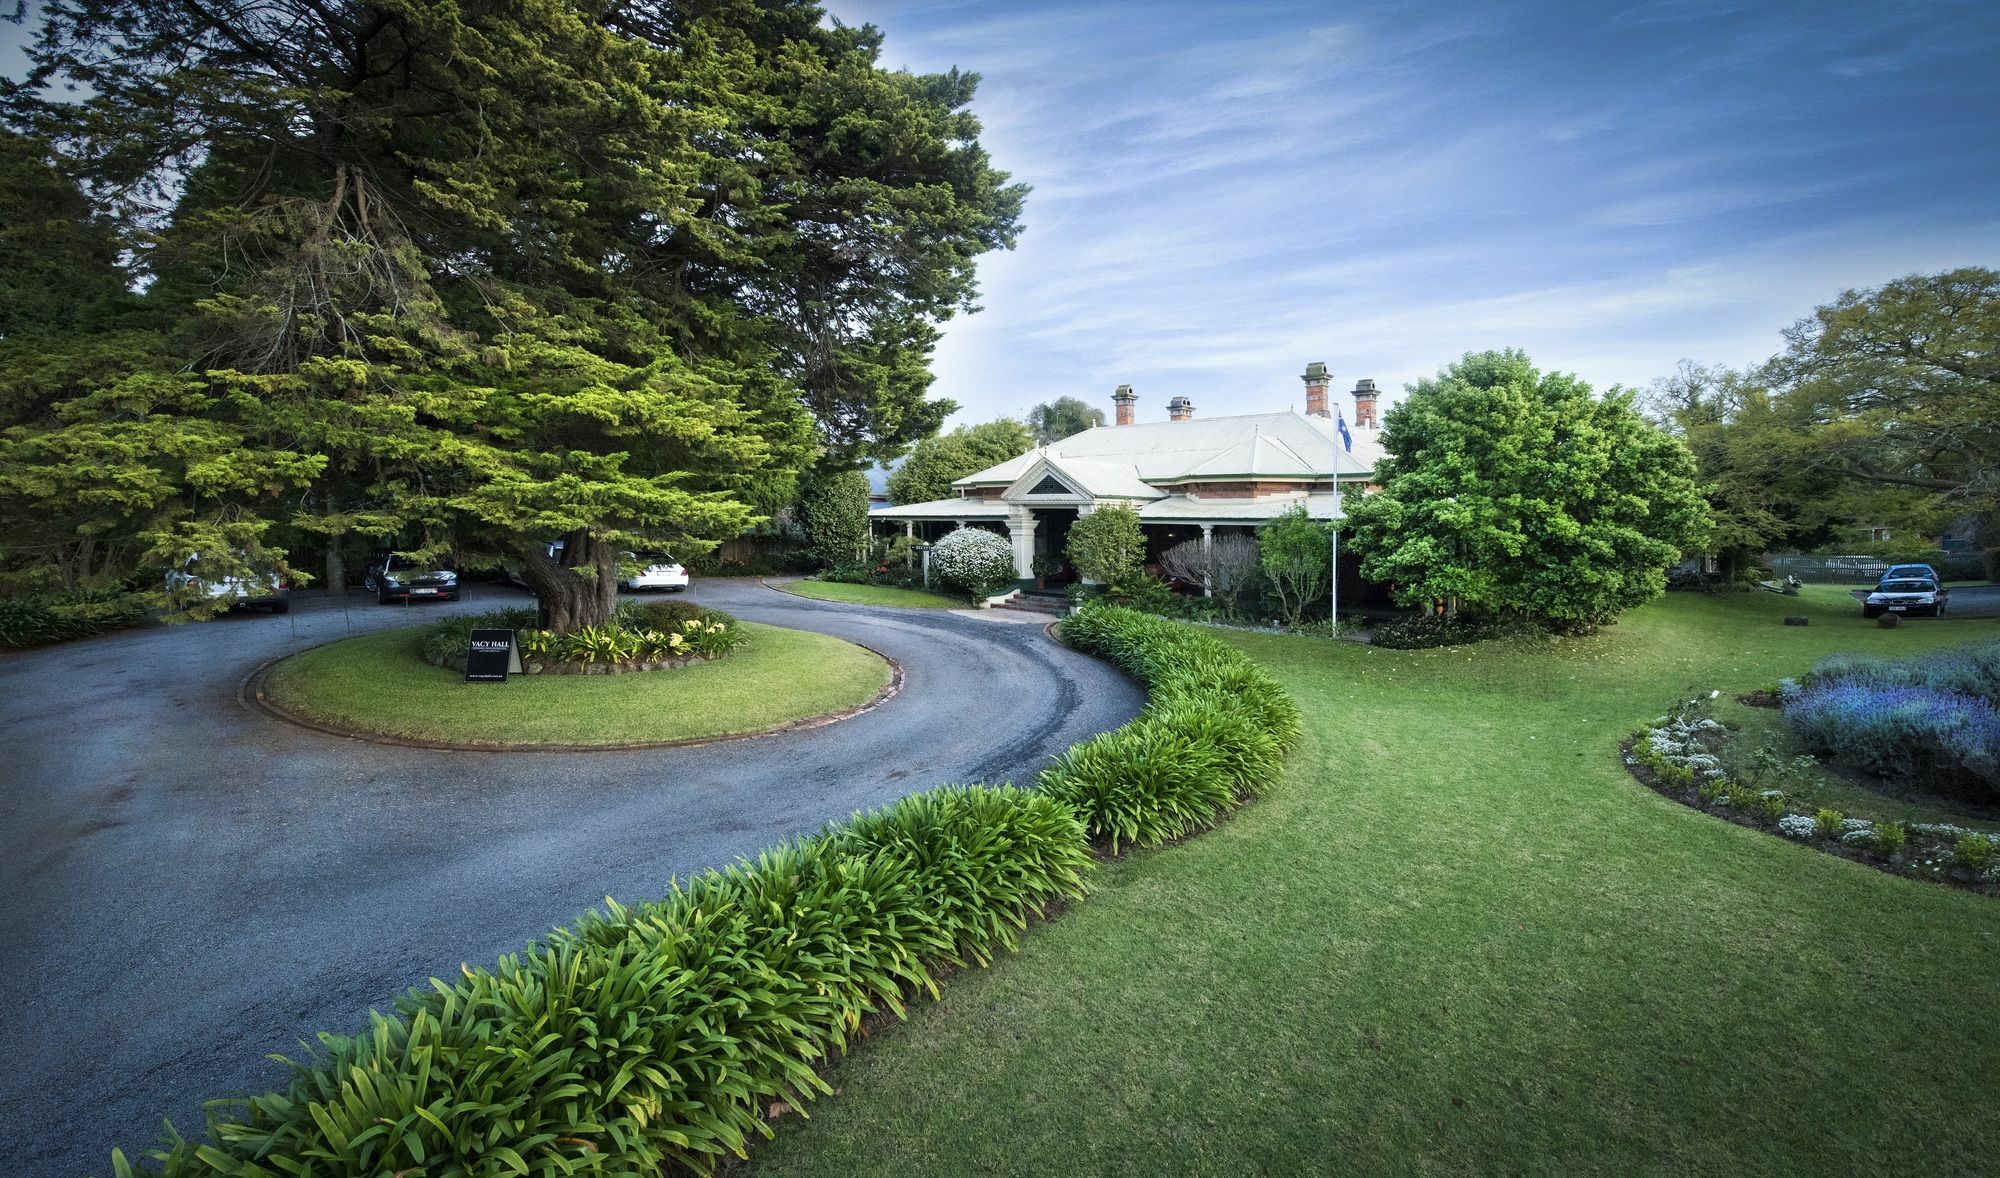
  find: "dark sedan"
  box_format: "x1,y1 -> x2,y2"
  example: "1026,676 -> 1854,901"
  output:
363,554 -> 461,604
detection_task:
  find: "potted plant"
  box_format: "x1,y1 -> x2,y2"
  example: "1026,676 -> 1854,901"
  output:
1031,555 -> 1062,590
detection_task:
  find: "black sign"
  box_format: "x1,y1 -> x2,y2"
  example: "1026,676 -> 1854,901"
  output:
465,628 -> 522,682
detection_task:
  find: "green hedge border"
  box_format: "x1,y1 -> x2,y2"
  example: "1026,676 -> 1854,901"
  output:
117,605 -> 1298,1176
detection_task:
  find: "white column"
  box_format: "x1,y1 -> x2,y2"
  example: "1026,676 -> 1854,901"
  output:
1006,506 -> 1038,580
1200,523 -> 1215,597
903,521 -> 914,539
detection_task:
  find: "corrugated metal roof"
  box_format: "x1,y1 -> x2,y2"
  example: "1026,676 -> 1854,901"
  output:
955,411 -> 1381,487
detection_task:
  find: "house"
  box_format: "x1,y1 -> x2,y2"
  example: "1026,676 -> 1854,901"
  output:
870,362 -> 1386,583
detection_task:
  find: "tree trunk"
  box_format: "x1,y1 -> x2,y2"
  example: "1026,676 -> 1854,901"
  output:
321,492 -> 347,596
516,530 -> 621,632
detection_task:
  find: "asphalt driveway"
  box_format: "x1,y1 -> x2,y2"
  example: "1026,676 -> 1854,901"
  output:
0,580 -> 1145,1175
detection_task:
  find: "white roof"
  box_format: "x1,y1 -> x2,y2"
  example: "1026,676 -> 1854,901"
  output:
869,497 -> 1010,520
955,410 -> 1381,487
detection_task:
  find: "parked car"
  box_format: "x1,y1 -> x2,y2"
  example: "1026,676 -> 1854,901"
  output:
364,554 -> 460,604
1879,563 -> 1941,586
165,554 -> 290,613
621,552 -> 689,592
1862,578 -> 1948,618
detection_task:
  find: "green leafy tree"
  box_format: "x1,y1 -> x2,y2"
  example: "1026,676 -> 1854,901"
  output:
1761,267 -> 2000,547
1066,504 -> 1145,584
795,470 -> 872,568
0,0 -> 1026,630
1347,349 -> 1710,631
886,417 -> 1034,504
1644,361 -> 1857,577
1026,396 -> 1105,445
1258,505 -> 1332,626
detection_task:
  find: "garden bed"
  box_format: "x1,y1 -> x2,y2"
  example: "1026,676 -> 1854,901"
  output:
1625,679 -> 2000,897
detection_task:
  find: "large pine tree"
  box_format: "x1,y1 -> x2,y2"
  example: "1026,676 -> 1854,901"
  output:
0,0 -> 1025,627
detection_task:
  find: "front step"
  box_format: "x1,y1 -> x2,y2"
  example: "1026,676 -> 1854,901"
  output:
1007,590 -> 1070,616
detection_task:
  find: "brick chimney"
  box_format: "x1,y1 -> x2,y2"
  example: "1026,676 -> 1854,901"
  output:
1167,395 -> 1194,422
1301,361 -> 1332,418
1112,383 -> 1137,426
1352,378 -> 1379,428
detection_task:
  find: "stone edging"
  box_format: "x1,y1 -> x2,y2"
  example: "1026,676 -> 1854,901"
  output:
238,632 -> 905,753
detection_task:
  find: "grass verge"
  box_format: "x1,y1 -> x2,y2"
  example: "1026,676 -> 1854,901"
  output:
752,585 -> 2000,1175
778,578 -> 967,610
262,620 -> 890,746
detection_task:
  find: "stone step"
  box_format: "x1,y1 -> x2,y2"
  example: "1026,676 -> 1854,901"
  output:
1006,591 -> 1069,615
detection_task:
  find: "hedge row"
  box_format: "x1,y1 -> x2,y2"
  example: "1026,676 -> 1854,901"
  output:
1046,605 -> 1303,850
117,604 -> 1298,1176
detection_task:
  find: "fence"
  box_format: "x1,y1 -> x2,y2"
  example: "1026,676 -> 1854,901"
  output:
1764,551 -> 1985,585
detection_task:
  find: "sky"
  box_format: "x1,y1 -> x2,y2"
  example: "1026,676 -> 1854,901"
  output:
828,0 -> 2000,426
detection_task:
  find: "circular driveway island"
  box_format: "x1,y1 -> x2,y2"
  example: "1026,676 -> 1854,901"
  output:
0,580 -> 1145,1175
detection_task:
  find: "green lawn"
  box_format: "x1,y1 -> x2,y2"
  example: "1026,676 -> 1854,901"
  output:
779,577 -> 967,609
755,586 -> 2000,1175
263,621 -> 890,746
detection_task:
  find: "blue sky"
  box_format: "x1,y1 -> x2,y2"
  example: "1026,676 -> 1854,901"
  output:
832,0 -> 2000,426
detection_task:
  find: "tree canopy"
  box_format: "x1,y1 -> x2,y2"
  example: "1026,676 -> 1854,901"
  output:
1026,396 -> 1105,444
1347,349 -> 1710,631
1756,268 -> 1999,552
0,0 -> 1025,627
885,417 -> 1033,504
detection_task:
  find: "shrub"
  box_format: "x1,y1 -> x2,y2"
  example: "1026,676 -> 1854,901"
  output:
421,605 -> 744,668
1047,604 -> 1301,849
1875,821 -> 1906,855
418,607 -> 538,663
620,599 -> 734,633
0,588 -> 150,648
1814,808 -> 1845,839
929,527 -> 1017,597
1257,504 -> 1332,626
1065,505 -> 1145,584
1808,640 -> 2000,705
1782,679 -> 2000,797
120,787 -> 1092,1177
795,469 -> 872,569
1956,832 -> 1995,871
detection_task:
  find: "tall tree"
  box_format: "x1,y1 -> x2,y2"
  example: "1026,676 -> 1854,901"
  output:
1026,395 -> 1105,444
0,0 -> 1026,628
885,417 -> 1033,504
1643,361 -> 1856,576
1347,349 -> 1710,631
1764,268 -> 1999,530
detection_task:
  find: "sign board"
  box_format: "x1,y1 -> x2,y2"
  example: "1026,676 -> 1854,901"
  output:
465,628 -> 522,682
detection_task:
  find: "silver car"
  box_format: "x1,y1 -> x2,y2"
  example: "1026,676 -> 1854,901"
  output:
1862,578 -> 1948,618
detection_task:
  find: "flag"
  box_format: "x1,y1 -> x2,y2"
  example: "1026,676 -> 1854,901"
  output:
1336,412 -> 1353,452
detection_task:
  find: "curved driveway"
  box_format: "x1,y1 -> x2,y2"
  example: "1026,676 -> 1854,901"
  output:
0,580 -> 1144,1175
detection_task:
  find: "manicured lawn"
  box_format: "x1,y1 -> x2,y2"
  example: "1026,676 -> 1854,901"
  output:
779,577 -> 967,610
263,621 -> 890,746
755,586 -> 2000,1174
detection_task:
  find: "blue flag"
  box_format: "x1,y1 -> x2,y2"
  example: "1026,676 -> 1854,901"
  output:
1336,412 -> 1353,452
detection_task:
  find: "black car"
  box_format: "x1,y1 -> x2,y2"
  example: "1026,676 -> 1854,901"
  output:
364,554 -> 461,604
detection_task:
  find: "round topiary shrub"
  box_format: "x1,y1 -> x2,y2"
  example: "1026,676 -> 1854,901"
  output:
1877,612 -> 1901,628
931,527 -> 1017,597
1783,616 -> 1809,627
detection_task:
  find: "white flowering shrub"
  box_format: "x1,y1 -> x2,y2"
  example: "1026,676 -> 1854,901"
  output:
930,527 -> 1018,597
1777,814 -> 1818,839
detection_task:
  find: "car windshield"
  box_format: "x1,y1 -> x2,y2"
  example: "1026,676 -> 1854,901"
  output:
1879,580 -> 1933,593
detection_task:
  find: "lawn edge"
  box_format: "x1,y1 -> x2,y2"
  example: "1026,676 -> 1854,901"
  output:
240,626 -> 904,753
760,575 -> 966,610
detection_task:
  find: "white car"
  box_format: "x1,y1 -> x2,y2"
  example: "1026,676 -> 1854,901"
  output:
622,552 -> 689,592
165,555 -> 290,613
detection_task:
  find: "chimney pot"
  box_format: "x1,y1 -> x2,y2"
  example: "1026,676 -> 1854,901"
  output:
1167,395 -> 1195,422
1351,379 -> 1379,428
1301,361 -> 1332,418
1112,383 -> 1137,427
